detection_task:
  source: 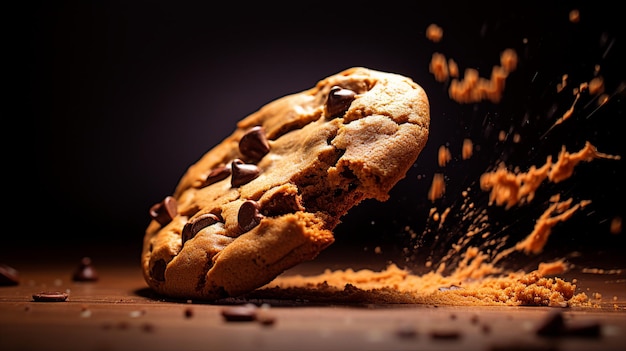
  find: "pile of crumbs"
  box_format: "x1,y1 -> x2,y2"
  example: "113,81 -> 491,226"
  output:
258,258 -> 590,307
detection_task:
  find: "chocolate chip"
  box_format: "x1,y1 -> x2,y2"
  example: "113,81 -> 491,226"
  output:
184,307 -> 194,318
200,164 -> 232,188
182,213 -> 221,246
325,86 -> 356,118
149,196 -> 178,226
0,263 -> 20,286
72,257 -> 99,282
239,126 -> 270,162
221,304 -> 257,322
238,200 -> 264,233
536,310 -> 565,337
32,291 -> 69,302
231,159 -> 260,187
150,259 -> 166,282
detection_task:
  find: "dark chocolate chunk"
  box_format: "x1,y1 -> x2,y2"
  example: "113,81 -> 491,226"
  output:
238,200 -> 264,233
231,159 -> 260,187
565,320 -> 602,338
151,259 -> 166,282
184,307 -> 194,318
182,213 -> 221,246
536,310 -> 565,337
0,263 -> 20,286
72,257 -> 99,282
221,304 -> 257,322
149,196 -> 178,226
239,126 -> 270,162
325,86 -> 356,118
32,291 -> 69,302
200,164 -> 232,188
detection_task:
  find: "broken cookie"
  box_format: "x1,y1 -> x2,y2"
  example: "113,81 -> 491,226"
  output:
142,67 -> 430,300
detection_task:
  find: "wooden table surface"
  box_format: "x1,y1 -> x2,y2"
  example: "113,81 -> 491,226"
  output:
1,247 -> 625,351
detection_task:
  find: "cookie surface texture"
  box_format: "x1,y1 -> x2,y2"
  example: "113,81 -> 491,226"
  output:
142,67 -> 430,300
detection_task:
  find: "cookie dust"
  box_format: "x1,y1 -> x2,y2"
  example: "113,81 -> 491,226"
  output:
429,52 -> 449,82
568,8 -> 580,23
426,206 -> 453,232
610,216 -> 622,234
478,142 -> 620,259
480,141 -> 619,209
428,173 -> 445,202
551,83 -> 589,128
542,73 -> 610,138
265,249 -> 585,307
425,23 -> 443,43
438,145 -> 452,167
462,138 -> 473,160
429,49 -> 518,104
511,195 -> 591,256
556,74 -> 569,93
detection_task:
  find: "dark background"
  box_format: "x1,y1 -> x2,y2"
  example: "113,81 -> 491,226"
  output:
5,1 -> 624,269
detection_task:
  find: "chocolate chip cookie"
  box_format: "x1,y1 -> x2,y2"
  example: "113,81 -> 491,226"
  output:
142,67 -> 430,300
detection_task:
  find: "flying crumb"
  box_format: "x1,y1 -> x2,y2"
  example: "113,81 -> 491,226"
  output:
426,23 -> 443,42
569,9 -> 580,23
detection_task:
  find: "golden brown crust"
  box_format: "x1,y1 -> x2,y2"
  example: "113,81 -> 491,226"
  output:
142,67 -> 430,300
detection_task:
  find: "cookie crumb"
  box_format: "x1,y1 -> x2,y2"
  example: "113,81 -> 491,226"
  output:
426,23 -> 443,42
569,9 -> 580,23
